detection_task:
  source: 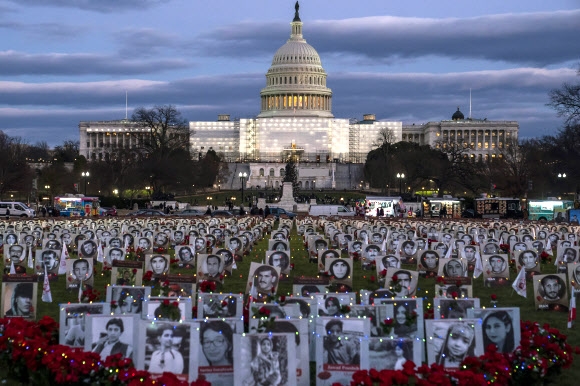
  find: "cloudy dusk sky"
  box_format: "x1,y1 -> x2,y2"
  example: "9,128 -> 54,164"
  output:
1,0 -> 579,146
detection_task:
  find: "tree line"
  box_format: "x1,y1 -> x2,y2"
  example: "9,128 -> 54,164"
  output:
364,66 -> 580,201
1,65 -> 578,204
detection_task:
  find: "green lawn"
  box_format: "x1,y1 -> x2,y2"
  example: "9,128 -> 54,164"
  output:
4,218 -> 580,385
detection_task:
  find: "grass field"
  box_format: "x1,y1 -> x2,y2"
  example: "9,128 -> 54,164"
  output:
4,217 -> 580,385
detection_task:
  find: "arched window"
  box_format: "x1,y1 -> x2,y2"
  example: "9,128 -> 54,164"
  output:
259,168 -> 265,177
305,181 -> 310,189
269,168 -> 275,177
280,168 -> 285,177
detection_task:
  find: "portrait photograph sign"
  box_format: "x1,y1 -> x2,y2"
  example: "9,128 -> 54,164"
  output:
85,314 -> 138,362
104,246 -> 125,268
383,269 -> 419,298
515,249 -> 541,280
1,275 -> 38,319
567,262 -> 580,300
65,258 -> 94,290
315,317 -> 370,385
316,293 -> 355,317
135,320 -> 198,382
212,248 -> 236,274
325,257 -> 353,291
437,258 -> 468,279
435,276 -> 473,298
533,273 -> 569,312
161,274 -> 196,298
5,244 -> 27,273
111,260 -> 143,286
368,337 -> 421,372
246,318 -> 310,386
233,333 -> 296,386
425,319 -> 484,368
417,250 -> 440,278
483,254 -> 511,287
143,297 -> 193,322
197,293 -> 243,319
292,277 -> 329,297
433,298 -> 481,319
197,318 -> 239,385
105,285 -> 150,316
59,302 -> 110,347
145,254 -> 170,277
467,307 -> 521,354
175,245 -> 196,269
246,262 -> 281,299
197,254 -> 225,283
374,298 -> 425,340
266,250 -> 291,275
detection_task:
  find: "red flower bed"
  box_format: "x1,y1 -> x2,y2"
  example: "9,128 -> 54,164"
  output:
0,316 -> 209,385
350,320 -> 577,386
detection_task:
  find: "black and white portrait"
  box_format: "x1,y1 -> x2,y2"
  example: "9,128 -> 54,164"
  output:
86,315 -> 137,361
60,303 -> 109,347
425,319 -> 483,368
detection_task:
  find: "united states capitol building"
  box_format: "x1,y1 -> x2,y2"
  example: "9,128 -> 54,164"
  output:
79,3 -> 518,190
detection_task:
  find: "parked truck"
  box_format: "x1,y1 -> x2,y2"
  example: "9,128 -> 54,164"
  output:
474,197 -> 523,219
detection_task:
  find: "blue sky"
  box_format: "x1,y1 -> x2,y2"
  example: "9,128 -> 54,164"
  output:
1,0 -> 579,146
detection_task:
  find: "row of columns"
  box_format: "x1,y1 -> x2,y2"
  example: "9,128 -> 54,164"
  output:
261,94 -> 331,112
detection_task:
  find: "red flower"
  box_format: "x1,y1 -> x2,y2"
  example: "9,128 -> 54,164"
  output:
451,291 -> 458,299
163,299 -> 170,306
132,268 -> 137,274
370,275 -> 376,282
317,371 -> 332,380
384,318 -> 394,325
392,274 -> 398,282
491,294 -> 498,301
279,295 -> 286,303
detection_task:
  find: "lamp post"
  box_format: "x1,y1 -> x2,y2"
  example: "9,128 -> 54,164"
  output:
558,173 -> 566,199
239,172 -> 247,204
397,173 -> 405,195
81,171 -> 90,195
44,185 -> 51,206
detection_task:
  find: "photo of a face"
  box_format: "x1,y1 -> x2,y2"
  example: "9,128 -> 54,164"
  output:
518,250 -> 538,270
148,255 -> 169,276
533,274 -> 569,312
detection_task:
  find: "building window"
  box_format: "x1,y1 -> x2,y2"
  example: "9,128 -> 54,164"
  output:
259,168 -> 264,177
280,168 -> 285,177
269,168 -> 275,177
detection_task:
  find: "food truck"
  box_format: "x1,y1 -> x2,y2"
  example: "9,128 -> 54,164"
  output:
527,199 -> 574,221
54,195 -> 100,217
365,196 -> 402,217
474,197 -> 523,219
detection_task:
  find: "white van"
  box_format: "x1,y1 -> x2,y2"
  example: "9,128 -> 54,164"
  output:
0,202 -> 36,217
308,205 -> 355,217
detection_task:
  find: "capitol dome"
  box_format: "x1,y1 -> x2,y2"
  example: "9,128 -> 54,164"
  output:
258,2 -> 333,118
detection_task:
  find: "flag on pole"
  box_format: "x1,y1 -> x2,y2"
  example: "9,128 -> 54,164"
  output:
27,245 -> 34,269
512,267 -> 527,297
568,294 -> 577,328
97,240 -> 104,263
473,253 -> 484,278
42,264 -> 52,303
58,243 -> 68,275
78,279 -> 83,303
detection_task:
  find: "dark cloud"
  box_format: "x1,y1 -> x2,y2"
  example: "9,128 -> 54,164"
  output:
0,21 -> 83,39
3,0 -> 173,13
198,10 -> 580,67
0,51 -> 190,75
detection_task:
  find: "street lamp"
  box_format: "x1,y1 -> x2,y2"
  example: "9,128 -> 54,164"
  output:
44,185 -> 51,205
81,171 -> 90,195
239,172 -> 247,203
558,173 -> 567,199
397,173 -> 405,195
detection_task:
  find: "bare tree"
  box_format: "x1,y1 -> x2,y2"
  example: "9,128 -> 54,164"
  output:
131,105 -> 190,157
372,127 -> 397,148
547,65 -> 580,124
0,132 -> 33,199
